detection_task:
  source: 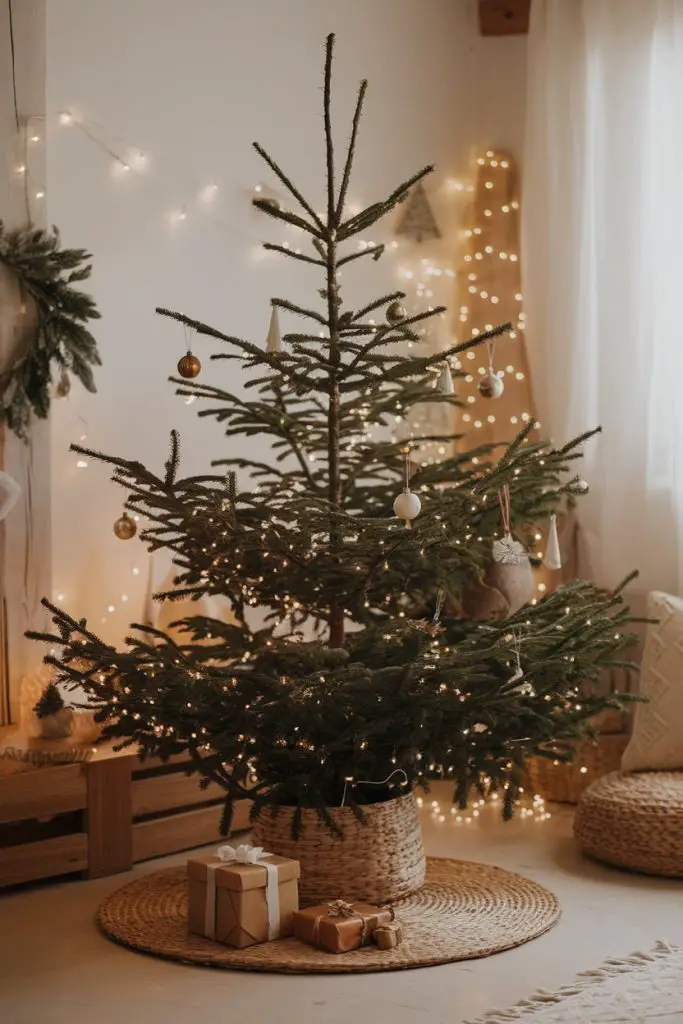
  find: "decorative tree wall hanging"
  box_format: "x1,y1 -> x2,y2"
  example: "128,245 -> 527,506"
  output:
0,222 -> 101,440
394,181 -> 441,243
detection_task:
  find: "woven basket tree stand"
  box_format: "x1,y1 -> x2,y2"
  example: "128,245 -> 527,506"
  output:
252,791 -> 426,904
526,709 -> 628,804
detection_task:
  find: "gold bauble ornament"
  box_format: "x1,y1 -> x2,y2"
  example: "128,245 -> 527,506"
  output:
177,353 -> 201,379
56,371 -> 71,398
386,300 -> 407,324
113,512 -> 137,541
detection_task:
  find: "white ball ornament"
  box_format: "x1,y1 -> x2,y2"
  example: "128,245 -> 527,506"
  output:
478,371 -> 504,399
393,487 -> 421,528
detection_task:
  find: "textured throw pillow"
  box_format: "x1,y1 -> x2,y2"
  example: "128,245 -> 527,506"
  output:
622,591 -> 683,772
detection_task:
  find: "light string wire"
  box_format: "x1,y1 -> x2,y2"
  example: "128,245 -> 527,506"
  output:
52,111 -> 253,243
341,768 -> 409,807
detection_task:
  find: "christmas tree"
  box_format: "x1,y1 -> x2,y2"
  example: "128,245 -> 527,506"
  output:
31,36 -> 638,833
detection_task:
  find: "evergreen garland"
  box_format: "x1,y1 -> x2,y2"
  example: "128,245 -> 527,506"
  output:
0,222 -> 101,439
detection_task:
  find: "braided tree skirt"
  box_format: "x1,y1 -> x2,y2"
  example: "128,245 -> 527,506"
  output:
574,770 -> 683,877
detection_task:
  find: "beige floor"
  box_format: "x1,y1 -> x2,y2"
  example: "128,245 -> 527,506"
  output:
1,784 -> 681,1024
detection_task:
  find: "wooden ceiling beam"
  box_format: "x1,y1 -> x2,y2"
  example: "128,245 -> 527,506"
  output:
478,0 -> 531,36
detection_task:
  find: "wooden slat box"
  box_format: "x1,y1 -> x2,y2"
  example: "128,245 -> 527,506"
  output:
0,760 -> 88,886
0,740 -> 250,888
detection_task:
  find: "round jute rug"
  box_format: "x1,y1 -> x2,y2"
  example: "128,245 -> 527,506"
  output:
97,858 -> 560,974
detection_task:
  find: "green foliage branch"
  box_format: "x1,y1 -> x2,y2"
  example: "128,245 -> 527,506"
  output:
0,221 -> 101,439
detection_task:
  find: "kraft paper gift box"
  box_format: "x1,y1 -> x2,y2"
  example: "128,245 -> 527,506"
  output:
187,846 -> 300,948
293,899 -> 393,954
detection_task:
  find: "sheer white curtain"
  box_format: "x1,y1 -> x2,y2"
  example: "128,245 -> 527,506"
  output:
523,0 -> 683,597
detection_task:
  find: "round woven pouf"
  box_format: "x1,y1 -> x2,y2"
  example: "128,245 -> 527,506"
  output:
97,858 -> 560,974
574,770 -> 683,876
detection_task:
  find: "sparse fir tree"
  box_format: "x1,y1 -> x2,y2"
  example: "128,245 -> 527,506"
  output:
30,36 -> 640,832
33,681 -> 66,719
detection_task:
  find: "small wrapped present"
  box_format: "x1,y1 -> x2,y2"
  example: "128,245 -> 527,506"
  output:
293,898 -> 393,954
187,844 -> 299,948
374,920 -> 403,949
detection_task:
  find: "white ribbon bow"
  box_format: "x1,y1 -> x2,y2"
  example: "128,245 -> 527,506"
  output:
216,843 -> 265,864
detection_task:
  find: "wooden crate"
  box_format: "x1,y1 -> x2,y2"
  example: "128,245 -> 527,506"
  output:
129,753 -> 251,864
0,740 -> 250,887
0,760 -> 88,886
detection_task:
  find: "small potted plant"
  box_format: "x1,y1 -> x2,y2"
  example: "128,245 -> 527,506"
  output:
34,682 -> 74,739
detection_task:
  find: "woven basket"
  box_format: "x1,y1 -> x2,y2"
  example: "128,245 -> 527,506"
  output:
252,791 -> 426,905
527,731 -> 628,804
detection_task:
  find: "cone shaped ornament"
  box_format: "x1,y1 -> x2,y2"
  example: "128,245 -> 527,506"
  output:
266,306 -> 283,354
542,513 -> 562,571
438,362 -> 454,395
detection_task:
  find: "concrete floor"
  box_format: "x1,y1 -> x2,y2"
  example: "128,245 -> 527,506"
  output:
1,784 -> 682,1024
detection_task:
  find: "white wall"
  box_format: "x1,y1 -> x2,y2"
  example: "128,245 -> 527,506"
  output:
46,0 -> 526,641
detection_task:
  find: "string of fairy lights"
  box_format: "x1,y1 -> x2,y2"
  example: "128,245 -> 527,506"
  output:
14,106 -> 471,630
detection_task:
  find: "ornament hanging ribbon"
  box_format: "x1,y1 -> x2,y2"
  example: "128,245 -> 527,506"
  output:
492,485 -> 526,565
204,844 -> 281,941
485,337 -> 497,377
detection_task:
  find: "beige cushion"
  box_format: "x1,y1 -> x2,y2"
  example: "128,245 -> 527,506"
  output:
622,591 -> 683,771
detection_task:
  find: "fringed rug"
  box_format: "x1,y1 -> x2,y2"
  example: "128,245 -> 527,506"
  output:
467,941 -> 683,1023
98,858 -> 560,974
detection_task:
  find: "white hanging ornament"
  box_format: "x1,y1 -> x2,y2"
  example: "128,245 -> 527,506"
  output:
478,369 -> 504,400
393,488 -> 421,529
575,478 -> 589,493
542,513 -> 562,571
437,362 -> 454,395
394,445 -> 421,528
478,338 -> 504,399
266,305 -> 283,354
